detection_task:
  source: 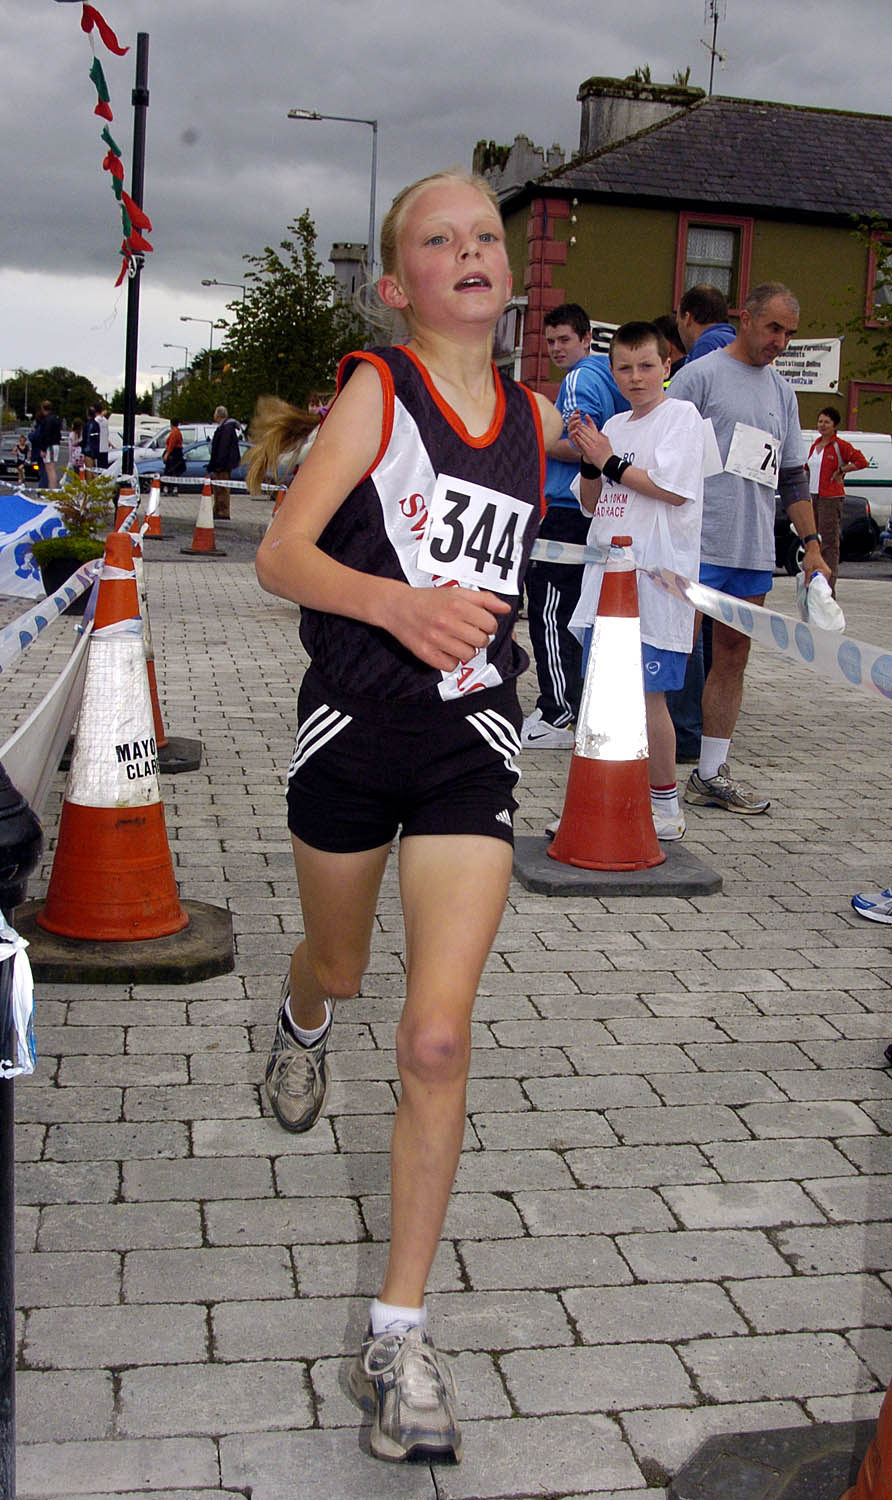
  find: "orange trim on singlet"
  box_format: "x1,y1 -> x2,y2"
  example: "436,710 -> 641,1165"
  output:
395,345 -> 507,449
520,383 -> 548,518
336,350 -> 395,483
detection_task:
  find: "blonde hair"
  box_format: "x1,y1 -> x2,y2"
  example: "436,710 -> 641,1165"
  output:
245,396 -> 317,496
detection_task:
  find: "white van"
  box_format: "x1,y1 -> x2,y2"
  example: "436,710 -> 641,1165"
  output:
106,421 -> 227,478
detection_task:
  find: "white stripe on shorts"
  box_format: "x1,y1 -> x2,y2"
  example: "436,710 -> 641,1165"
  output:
466,708 -> 521,781
288,703 -> 353,780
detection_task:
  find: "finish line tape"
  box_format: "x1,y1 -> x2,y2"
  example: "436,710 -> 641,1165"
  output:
530,538 -> 892,705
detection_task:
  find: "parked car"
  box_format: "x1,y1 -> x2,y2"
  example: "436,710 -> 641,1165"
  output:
107,423 -> 228,478
774,493 -> 881,575
136,437 -> 252,491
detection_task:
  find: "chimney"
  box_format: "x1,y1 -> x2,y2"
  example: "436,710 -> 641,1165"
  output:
577,76 -> 704,158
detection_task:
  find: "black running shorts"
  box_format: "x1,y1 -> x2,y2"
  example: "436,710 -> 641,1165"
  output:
286,670 -> 522,853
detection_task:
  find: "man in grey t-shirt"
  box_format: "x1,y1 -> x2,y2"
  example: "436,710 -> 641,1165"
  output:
669,282 -> 831,814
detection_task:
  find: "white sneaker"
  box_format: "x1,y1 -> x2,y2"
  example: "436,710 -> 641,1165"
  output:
521,709 -> 575,749
545,817 -> 560,839
852,888 -> 892,925
652,809 -> 686,842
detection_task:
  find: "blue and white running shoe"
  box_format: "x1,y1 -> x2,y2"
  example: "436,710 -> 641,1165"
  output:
851,889 -> 892,925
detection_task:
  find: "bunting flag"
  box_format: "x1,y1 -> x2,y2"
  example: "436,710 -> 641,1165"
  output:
80,2 -> 128,54
55,3 -> 152,282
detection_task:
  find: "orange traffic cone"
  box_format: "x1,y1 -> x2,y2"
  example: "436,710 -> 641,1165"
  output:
143,477 -> 164,538
36,529 -> 188,941
266,484 -> 286,533
842,1378 -> 892,1499
548,536 -> 664,872
181,480 -> 226,556
130,529 -> 169,751
114,482 -> 138,531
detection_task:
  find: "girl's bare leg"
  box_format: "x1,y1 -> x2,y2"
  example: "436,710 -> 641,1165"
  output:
287,834 -> 392,1024
380,833 -> 513,1306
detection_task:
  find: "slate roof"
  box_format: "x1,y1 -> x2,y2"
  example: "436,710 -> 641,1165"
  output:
521,95 -> 892,222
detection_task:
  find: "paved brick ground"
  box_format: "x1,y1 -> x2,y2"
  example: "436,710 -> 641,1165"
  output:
6,496 -> 892,1498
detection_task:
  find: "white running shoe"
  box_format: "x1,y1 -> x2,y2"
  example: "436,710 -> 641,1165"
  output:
852,888 -> 892,925
348,1324 -> 461,1463
652,809 -> 686,842
521,708 -> 575,749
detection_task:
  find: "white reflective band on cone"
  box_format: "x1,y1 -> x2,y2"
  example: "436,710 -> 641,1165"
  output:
576,616 -> 649,762
146,484 -> 160,516
65,637 -> 160,807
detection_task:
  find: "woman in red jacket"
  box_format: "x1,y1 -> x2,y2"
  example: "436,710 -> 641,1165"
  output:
806,406 -> 868,595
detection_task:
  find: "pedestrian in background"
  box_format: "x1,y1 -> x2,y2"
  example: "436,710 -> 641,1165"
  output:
806,406 -> 868,595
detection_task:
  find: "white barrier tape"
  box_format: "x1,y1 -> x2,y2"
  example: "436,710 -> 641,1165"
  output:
100,563 -> 134,582
529,536 -> 892,706
139,473 -> 281,494
644,566 -> 892,704
0,561 -> 101,677
531,539 -> 610,567
93,618 -> 143,640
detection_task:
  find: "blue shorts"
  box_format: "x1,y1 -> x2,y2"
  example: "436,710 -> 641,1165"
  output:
700,562 -> 773,599
642,641 -> 687,693
581,629 -> 687,693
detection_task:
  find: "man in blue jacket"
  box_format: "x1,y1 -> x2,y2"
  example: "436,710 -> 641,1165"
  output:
522,304 -> 629,747
678,284 -> 736,364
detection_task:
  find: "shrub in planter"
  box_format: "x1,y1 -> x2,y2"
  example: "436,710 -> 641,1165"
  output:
31,470 -> 116,610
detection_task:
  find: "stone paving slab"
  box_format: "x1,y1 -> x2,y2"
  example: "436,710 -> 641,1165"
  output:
7,553 -> 892,1496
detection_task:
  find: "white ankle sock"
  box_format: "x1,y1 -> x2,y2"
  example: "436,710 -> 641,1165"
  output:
650,784 -> 680,817
699,737 -> 730,781
370,1298 -> 427,1336
283,996 -> 331,1046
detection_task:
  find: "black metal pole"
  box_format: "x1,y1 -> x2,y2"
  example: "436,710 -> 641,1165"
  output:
122,32 -> 150,477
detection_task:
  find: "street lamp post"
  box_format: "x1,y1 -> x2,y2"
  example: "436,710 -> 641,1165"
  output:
163,343 -> 190,377
287,108 -> 378,291
179,317 -> 225,381
201,278 -> 247,303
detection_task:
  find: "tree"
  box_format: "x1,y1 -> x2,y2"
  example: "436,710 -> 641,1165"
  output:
6,367 -> 103,425
109,386 -> 154,414
218,211 -> 365,420
843,216 -> 892,383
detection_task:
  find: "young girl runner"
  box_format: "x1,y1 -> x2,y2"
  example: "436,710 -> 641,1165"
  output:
249,168 -> 560,1465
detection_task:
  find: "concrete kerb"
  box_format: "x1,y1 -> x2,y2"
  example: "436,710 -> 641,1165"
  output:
514,834 -> 722,896
13,897 -> 234,984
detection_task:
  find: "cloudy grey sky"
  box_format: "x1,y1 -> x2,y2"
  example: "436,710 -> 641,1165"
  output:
2,0 -> 889,401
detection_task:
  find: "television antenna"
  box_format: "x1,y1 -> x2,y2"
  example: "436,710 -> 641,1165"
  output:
701,0 -> 727,95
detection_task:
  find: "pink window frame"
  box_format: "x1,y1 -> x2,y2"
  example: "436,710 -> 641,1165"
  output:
864,232 -> 892,328
846,380 -> 892,429
673,212 -> 754,316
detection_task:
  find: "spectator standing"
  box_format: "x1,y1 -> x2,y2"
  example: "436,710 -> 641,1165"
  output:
162,418 -> 185,491
96,406 -> 110,469
805,406 -> 868,595
83,407 -> 100,473
38,399 -> 62,486
677,284 -> 737,362
669,282 -> 831,814
521,303 -> 629,748
13,432 -> 30,486
207,405 -> 241,519
68,418 -> 85,476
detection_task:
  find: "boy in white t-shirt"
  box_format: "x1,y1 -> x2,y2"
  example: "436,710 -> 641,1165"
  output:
568,321 -> 705,841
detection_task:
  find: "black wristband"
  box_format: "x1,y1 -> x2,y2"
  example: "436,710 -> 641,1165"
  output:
800,532 -> 822,546
579,459 -> 601,479
602,455 -> 631,484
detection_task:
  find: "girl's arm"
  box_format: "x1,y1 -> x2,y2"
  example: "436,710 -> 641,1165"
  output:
533,393 -> 563,451
255,362 -> 510,674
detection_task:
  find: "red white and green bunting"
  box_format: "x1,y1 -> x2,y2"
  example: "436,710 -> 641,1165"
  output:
54,1 -> 153,284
